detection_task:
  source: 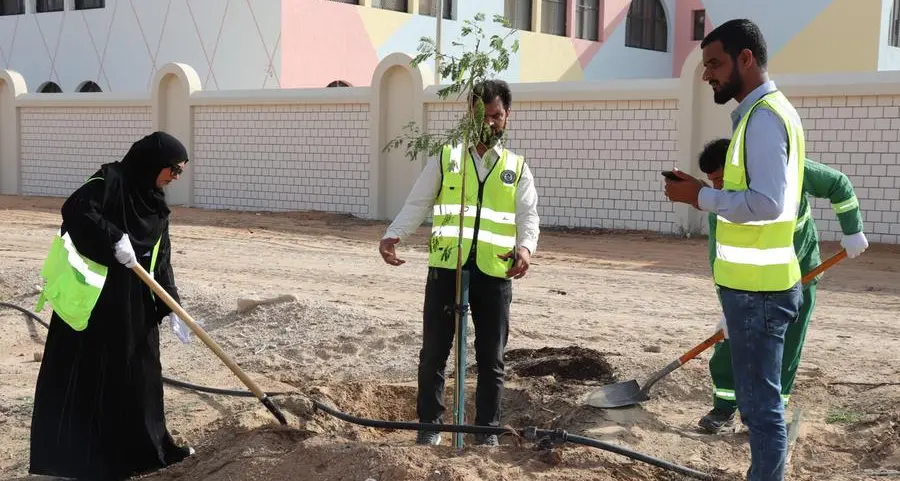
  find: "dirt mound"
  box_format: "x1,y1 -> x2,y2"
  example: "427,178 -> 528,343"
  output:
201,298 -> 421,382
858,415 -> 900,471
134,424 -> 313,481
136,421 -> 725,481
133,371 -> 735,481
505,346 -> 616,383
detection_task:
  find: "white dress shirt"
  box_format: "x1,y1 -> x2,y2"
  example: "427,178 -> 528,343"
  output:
383,142 -> 540,254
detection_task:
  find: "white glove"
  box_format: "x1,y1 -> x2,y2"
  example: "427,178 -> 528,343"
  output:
715,314 -> 729,339
168,313 -> 196,344
841,231 -> 869,259
114,234 -> 138,267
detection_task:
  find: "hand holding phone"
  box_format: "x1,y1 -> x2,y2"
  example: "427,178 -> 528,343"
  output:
661,170 -> 682,181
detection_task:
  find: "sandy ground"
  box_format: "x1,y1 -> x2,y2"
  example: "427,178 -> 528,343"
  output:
1,194 -> 899,481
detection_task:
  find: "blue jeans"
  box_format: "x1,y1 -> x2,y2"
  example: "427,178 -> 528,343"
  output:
719,282 -> 802,481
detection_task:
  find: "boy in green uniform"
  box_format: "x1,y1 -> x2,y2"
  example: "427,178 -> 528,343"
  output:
696,138 -> 869,433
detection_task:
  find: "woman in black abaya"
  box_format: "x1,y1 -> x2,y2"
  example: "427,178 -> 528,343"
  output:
30,131 -> 193,481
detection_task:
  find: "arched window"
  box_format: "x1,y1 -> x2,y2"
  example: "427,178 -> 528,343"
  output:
37,81 -> 62,93
327,80 -> 352,87
77,81 -> 103,92
625,0 -> 668,52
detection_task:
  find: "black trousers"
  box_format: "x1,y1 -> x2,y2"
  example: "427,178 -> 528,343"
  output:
416,262 -> 512,427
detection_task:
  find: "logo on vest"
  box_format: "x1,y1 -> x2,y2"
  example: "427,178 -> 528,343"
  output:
500,169 -> 516,184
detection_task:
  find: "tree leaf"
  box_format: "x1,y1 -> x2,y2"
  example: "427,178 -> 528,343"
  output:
382,12 -> 519,161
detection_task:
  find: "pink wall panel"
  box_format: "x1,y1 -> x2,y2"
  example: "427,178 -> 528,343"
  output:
281,0 -> 379,88
573,0 -> 631,69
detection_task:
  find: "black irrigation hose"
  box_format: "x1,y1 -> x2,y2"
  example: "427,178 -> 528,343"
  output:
2,302 -> 51,329
161,375 -> 290,398
2,301 -> 716,481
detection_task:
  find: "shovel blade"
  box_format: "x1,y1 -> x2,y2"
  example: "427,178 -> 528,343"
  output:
584,380 -> 651,409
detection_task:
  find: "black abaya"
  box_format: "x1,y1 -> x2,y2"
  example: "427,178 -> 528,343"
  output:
29,132 -> 191,481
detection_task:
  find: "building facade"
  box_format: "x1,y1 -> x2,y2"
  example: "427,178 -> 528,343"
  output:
2,0 -> 899,93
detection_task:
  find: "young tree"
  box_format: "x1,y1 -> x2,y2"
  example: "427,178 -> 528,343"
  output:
382,12 -> 519,449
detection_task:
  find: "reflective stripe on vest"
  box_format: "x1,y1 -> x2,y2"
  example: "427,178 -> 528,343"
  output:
428,144 -> 522,278
60,231 -> 106,288
714,91 -> 805,292
35,175 -> 162,331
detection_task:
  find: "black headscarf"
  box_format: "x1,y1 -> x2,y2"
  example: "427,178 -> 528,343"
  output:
95,131 -> 189,256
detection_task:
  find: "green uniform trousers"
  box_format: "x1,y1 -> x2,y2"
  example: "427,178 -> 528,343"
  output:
708,284 -> 817,411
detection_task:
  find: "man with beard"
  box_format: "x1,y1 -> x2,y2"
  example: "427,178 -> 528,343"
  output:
663,19 -> 805,481
378,79 -> 539,447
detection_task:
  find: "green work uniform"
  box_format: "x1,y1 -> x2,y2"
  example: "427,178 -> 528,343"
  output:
707,158 -> 864,411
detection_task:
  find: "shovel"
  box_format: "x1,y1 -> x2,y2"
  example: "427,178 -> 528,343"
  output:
131,263 -> 288,425
585,249 -> 848,409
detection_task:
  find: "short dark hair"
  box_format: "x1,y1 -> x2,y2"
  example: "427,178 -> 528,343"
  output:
701,19 -> 768,68
698,138 -> 731,174
471,79 -> 512,111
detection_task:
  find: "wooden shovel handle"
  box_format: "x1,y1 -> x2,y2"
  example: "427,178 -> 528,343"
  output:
802,249 -> 847,283
131,263 -> 287,425
677,249 -> 847,366
679,330 -> 725,364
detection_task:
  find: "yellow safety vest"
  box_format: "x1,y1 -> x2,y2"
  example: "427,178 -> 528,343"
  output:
35,176 -> 161,331
714,90 -> 805,292
428,144 -> 523,278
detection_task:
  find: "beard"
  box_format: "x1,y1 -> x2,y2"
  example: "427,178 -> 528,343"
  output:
712,69 -> 743,105
479,124 -> 503,146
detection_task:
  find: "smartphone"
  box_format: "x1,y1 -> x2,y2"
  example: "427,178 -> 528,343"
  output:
661,170 -> 681,181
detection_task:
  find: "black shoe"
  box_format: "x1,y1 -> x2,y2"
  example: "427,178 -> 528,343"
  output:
698,407 -> 736,433
163,444 -> 195,465
474,434 -> 499,446
415,430 -> 442,446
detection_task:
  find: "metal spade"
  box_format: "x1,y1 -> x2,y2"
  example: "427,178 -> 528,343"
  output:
585,249 -> 848,409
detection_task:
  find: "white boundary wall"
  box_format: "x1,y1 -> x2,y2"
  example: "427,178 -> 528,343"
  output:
2,49 -> 899,244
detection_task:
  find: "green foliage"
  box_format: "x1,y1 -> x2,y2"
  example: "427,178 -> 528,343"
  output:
382,13 -> 519,162
825,407 -> 862,425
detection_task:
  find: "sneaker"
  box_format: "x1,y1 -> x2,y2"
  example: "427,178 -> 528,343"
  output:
698,407 -> 736,433
475,434 -> 499,446
416,430 -> 442,446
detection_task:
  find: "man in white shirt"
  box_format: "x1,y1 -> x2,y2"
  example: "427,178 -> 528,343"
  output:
378,79 -> 540,447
